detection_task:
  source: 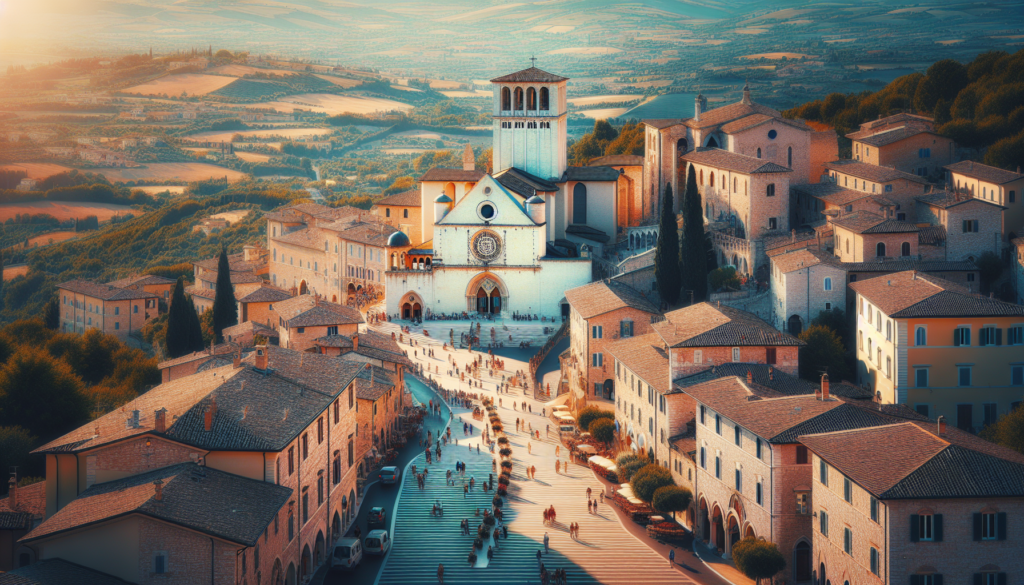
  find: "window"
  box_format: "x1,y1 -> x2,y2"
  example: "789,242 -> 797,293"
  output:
980,326 -> 1000,346
766,347 -> 776,365
915,326 -> 927,346
824,277 -> 832,291
1009,326 -> 1024,345
115,322 -> 120,330
620,320 -> 634,338
735,468 -> 742,491
302,490 -> 309,524
734,425 -> 741,446
886,320 -> 892,341
919,148 -> 931,158
916,404 -> 930,418
768,217 -> 777,230
963,219 -> 979,233
958,404 -> 974,431
318,475 -> 324,506
732,347 -> 741,362
819,459 -> 828,485
592,325 -> 603,339
694,350 -> 703,364
592,353 -> 603,367
819,510 -> 829,536
869,548 -> 879,575
876,242 -> 886,257
844,527 -> 852,554
317,417 -> 324,443
755,480 -> 763,505
975,512 -> 1006,541
766,183 -> 775,197
757,148 -> 762,159
699,405 -> 706,425
1012,365 -> 1023,386
959,367 -> 972,387
114,307 -> 120,315
385,208 -> 391,217
700,447 -> 706,469
715,414 -> 722,434
133,305 -> 138,313
715,455 -> 721,479
302,433 -> 309,459
870,497 -> 879,522
288,447 -> 294,475
796,492 -> 808,515
1010,190 -> 1016,203
911,513 -> 942,542
756,438 -> 763,459
844,478 -> 852,502
955,327 -> 971,346
154,552 -> 167,574
984,403 -> 998,426
796,445 -> 809,464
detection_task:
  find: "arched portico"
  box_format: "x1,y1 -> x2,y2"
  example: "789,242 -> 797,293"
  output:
299,280 -> 308,295
465,272 -> 508,315
711,504 -> 726,552
698,497 -> 710,541
401,291 -> 425,320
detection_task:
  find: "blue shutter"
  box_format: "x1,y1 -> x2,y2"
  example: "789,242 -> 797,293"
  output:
974,513 -> 983,541
933,514 -> 943,541
998,512 -> 1007,540
910,514 -> 919,541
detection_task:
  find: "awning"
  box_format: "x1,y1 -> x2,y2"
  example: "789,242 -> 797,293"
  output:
577,444 -> 596,454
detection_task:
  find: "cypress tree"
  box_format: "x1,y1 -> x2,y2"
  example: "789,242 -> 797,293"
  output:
185,296 -> 205,352
43,296 -> 59,330
654,183 -> 681,306
166,278 -> 204,357
212,249 -> 237,342
680,164 -> 709,303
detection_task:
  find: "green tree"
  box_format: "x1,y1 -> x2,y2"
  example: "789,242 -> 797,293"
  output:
630,463 -> 675,503
679,164 -> 708,302
811,309 -> 851,352
976,251 -> 1005,295
212,249 -> 237,342
798,324 -> 851,382
42,296 -> 59,330
709,267 -> 741,291
933,98 -> 952,126
0,348 -> 89,441
589,417 -> 615,446
652,485 -> 692,521
166,278 -> 204,358
615,451 -> 648,482
924,59 -> 970,102
655,183 -> 680,305
592,119 -> 618,142
981,405 -> 1024,454
984,130 -> 1024,172
731,538 -> 787,585
577,406 -> 614,431
913,76 -> 941,114
0,426 -> 37,489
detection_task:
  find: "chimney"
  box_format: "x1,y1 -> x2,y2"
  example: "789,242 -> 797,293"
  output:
937,415 -> 946,436
746,370 -> 753,384
233,349 -> 241,369
153,479 -> 163,501
210,396 -> 217,419
462,144 -> 475,171
768,366 -> 774,381
820,373 -> 830,401
154,408 -> 167,433
255,346 -> 268,370
7,476 -> 16,510
353,334 -> 359,351
204,407 -> 213,432
741,81 -> 752,105
694,92 -> 703,122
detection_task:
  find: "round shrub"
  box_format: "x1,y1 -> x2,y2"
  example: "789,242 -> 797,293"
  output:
497,436 -> 509,445
500,460 -> 512,470
589,418 -> 616,445
615,452 -> 649,482
491,423 -> 502,432
577,406 -> 615,431
652,485 -> 693,519
478,525 -> 489,538
497,486 -> 507,496
630,463 -> 676,503
499,447 -> 512,457
498,476 -> 510,487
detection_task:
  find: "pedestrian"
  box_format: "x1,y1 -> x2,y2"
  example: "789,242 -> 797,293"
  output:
487,545 -> 493,560
536,549 -> 542,564
592,499 -> 598,514
528,442 -> 532,454
503,525 -> 508,539
544,532 -> 549,553
555,460 -> 560,474
438,563 -> 445,584
587,500 -> 592,514
586,487 -> 592,500
464,484 -> 469,498
574,522 -> 580,540
555,446 -> 560,457
668,548 -> 675,568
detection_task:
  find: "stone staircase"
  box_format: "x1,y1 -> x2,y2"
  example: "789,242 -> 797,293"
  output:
375,320 -> 561,351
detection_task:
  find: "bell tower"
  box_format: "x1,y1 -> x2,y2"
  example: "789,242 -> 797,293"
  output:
490,63 -> 568,181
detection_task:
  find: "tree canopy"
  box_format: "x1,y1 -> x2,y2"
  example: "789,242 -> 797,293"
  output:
799,324 -> 852,382
652,485 -> 692,520
166,277 -> 205,358
731,538 -> 787,585
679,163 -> 709,303
655,183 -> 680,305
981,405 -> 1024,455
590,418 -> 616,445
630,463 -> 675,503
212,249 -> 238,342
577,406 -> 615,431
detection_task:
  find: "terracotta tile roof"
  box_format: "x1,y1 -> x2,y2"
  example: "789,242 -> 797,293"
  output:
916,190 -> 1007,210
800,421 -> 1024,499
494,167 -> 558,198
106,274 -> 175,289
683,101 -> 784,130
0,559 -> 131,585
825,160 -> 929,184
376,189 -> 422,207
607,333 -> 671,391
674,364 -> 817,396
763,229 -> 818,253
490,67 -> 568,83
57,279 -> 158,301
560,166 -> 621,182
420,167 -> 486,183
652,302 -> 803,348
275,295 -> 364,328
333,220 -> 399,248
792,182 -> 873,206
316,330 -> 414,367
222,321 -> 278,339
849,125 -> 937,147
0,510 -> 34,530
771,248 -> 828,274
945,160 -> 1024,185
273,226 -> 326,250
21,463 -> 290,546
831,210 -> 918,234
719,113 -> 776,134
193,252 -> 264,274
185,285 -> 216,300
643,119 -> 685,129
156,343 -> 240,369
237,285 -> 293,304
564,279 -> 659,319
589,154 -> 643,167
681,148 -> 792,175
918,225 -> 946,245
852,113 -> 934,135
852,270 -> 1024,317
0,481 -> 46,521
839,258 -> 976,273
354,365 -> 397,401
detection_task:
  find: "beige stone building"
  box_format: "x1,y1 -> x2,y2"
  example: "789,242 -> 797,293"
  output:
57,280 -> 160,340
915,191 -> 1004,262
830,211 -> 920,263
372,188 -> 422,245
272,295 -> 364,352
770,248 -> 849,336
800,421 -> 1024,585
847,113 -> 955,179
826,160 -> 930,197
946,160 -> 1024,240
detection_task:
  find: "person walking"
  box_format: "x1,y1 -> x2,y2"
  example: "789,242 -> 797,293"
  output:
437,563 -> 445,584
555,460 -> 560,474
536,549 -> 542,564
668,548 -> 676,568
586,487 -> 592,499
528,442 -> 532,454
587,500 -> 592,514
464,484 -> 469,498
543,532 -> 549,553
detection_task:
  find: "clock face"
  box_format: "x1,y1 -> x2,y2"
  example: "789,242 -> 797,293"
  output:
472,231 -> 502,262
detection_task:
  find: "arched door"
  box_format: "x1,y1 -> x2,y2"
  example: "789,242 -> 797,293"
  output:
795,542 -> 812,581
788,315 -> 803,336
573,183 -> 588,224
299,281 -> 308,295
412,303 -> 421,319
477,288 -> 488,314
490,288 -> 501,314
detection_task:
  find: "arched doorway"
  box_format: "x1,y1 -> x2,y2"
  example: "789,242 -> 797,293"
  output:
401,292 -> 424,320
712,505 -> 725,551
299,281 -> 308,295
699,498 -> 710,541
602,378 -> 614,400
794,541 -> 812,582
677,138 -> 688,155
727,515 -> 741,553
467,274 -> 506,315
573,183 -> 588,224
331,295 -> 337,303
286,562 -> 296,585
333,511 -> 341,540
271,559 -> 283,585
744,525 -> 755,539
300,545 -> 311,580
315,531 -> 325,566
788,315 -> 803,336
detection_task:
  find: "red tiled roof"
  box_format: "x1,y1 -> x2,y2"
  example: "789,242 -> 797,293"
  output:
420,167 -> 486,183
825,160 -> 929,184
681,148 -> 792,175
607,333 -> 670,391
652,302 -> 802,348
376,189 -> 422,207
275,295 -> 363,328
490,67 -> 568,83
57,280 -> 158,301
564,280 -> 659,319
945,160 -> 1024,185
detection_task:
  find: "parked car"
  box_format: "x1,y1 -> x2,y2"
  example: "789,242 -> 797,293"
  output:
379,466 -> 400,485
368,506 -> 387,528
364,530 -> 390,556
330,538 -> 362,571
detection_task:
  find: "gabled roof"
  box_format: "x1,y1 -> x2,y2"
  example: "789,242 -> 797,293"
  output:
771,248 -> 836,274
825,160 -> 929,185
565,224 -> 610,243
643,119 -> 684,130
674,363 -> 817,397
849,124 -> 938,147
589,154 -> 643,167
800,421 -> 1024,499
157,342 -> 238,369
420,167 -> 486,183
494,167 -> 558,198
0,559 -> 131,585
376,189 -> 422,207
237,285 -> 293,304
354,365 -> 397,401
945,160 -> 1024,185
685,101 -> 787,131
560,166 -> 621,182
275,295 -> 364,328
315,330 -> 414,367
490,67 -> 568,83
106,274 -> 175,289
273,225 -> 326,251
222,320 -> 278,339
850,270 -> 1024,318
830,210 -> 918,234
21,463 -> 290,546
438,174 -> 535,227
564,279 -> 659,319
607,333 -> 670,392
719,113 -> 776,134
652,302 -> 803,348
331,220 -> 399,248
681,148 -> 792,175
57,279 -> 158,301
916,190 -> 1007,210
791,182 -> 874,206
193,252 -> 265,274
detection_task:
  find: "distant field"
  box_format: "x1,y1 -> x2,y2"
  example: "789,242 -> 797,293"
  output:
210,64 -> 297,76
27,231 -> 78,247
0,162 -> 73,180
124,74 -> 236,96
579,107 -> 631,119
235,152 -> 273,163
3,265 -> 28,281
547,47 -> 622,55
0,201 -> 133,222
250,94 -> 414,116
569,95 -> 643,106
185,128 -> 333,143
732,28 -> 770,34
96,163 -> 248,183
314,75 -> 363,88
208,210 -> 251,224
740,52 -> 811,60
390,85 -> 423,92
439,90 -> 489,98
212,78 -> 290,100
428,80 -> 463,89
936,39 -> 964,45
134,185 -> 186,195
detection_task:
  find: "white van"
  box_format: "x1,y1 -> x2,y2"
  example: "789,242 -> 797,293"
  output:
331,538 -> 362,571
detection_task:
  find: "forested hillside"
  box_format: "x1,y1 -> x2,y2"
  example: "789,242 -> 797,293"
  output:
568,120 -> 645,166
784,49 -> 1024,169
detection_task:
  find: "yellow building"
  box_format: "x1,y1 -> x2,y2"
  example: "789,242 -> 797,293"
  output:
851,270 -> 1024,432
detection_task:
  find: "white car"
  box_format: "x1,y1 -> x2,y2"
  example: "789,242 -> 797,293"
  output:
330,538 -> 362,571
364,530 -> 391,556
379,466 -> 400,485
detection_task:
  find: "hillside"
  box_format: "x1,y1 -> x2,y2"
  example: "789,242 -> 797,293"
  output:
783,48 -> 1024,169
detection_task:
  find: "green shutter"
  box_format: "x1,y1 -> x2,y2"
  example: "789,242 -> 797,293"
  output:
954,330 -> 960,346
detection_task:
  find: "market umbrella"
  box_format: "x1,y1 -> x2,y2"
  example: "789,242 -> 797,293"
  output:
576,444 -> 597,454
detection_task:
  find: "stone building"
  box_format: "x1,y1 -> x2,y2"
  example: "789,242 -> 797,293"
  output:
372,188 -> 422,245
105,275 -> 176,305
847,113 -> 955,178
825,160 -> 930,197
0,480 -> 45,571
24,346 -> 366,585
850,270 -> 1024,429
189,246 -> 268,315
57,280 -> 161,340
1014,238 -> 1024,304
769,248 -> 849,336
800,420 -> 1024,585
915,191 -> 1004,262
946,160 -> 1024,240
563,279 -> 660,403
272,295 -> 364,351
830,211 -> 920,263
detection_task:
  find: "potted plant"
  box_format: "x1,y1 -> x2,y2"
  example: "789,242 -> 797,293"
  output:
497,436 -> 509,445
497,486 -> 507,496
499,447 -> 512,458
500,460 -> 512,471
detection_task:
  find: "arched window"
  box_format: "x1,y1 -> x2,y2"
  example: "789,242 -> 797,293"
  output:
824,277 -> 832,291
539,87 -> 550,110
901,242 -> 911,257
526,87 -> 536,110
915,326 -> 926,346
677,137 -> 688,155
876,242 -> 886,257
573,183 -> 588,224
403,209 -> 409,219
501,87 -> 511,111
385,208 -> 390,218
788,146 -> 793,168
710,172 -> 715,188
699,169 -> 704,184
756,147 -> 762,159
514,87 -> 524,110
